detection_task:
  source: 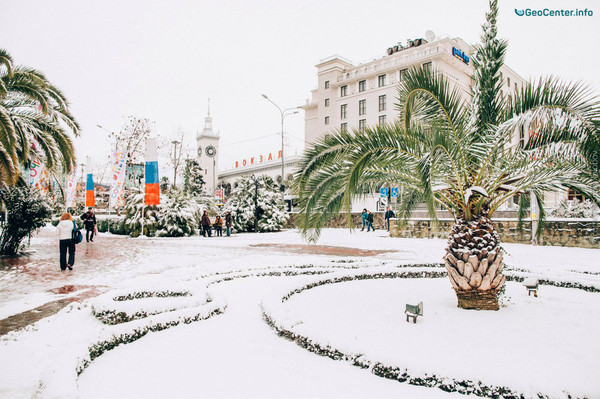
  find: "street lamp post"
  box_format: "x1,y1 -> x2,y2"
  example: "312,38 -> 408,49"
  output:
171,140 -> 181,188
261,94 -> 299,206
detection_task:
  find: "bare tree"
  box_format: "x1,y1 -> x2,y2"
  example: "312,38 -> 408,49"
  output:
117,116 -> 156,165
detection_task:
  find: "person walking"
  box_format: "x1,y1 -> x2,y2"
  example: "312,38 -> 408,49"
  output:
367,211 -> 375,232
225,211 -> 233,237
80,207 -> 97,242
56,213 -> 76,271
200,210 -> 212,237
214,215 -> 223,237
384,206 -> 395,231
361,209 -> 368,231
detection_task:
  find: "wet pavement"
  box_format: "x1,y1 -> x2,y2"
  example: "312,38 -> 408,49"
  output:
0,226 -> 395,336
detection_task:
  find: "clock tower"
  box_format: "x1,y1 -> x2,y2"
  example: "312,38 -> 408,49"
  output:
196,99 -> 220,195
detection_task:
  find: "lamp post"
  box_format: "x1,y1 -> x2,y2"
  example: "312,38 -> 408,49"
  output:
261,94 -> 299,206
171,140 -> 181,188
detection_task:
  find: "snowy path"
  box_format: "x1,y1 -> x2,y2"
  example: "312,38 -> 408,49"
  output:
77,277 -> 455,399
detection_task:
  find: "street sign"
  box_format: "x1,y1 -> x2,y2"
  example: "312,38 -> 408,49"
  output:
380,197 -> 388,206
380,187 -> 388,198
391,187 -> 399,197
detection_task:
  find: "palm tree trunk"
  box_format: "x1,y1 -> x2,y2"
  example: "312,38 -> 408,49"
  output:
443,215 -> 506,310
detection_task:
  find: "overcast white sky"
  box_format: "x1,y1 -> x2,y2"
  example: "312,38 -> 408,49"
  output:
1,0 -> 599,177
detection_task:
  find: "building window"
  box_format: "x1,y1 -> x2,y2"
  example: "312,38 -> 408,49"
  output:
325,116 -> 329,125
359,99 -> 366,116
340,104 -> 347,119
399,69 -> 407,81
341,123 -> 348,133
359,119 -> 366,132
340,85 -> 347,97
325,80 -> 330,89
378,95 -> 386,112
378,74 -> 386,87
568,189 -> 585,202
507,77 -> 511,88
325,98 -> 329,107
379,115 -> 386,125
358,80 -> 366,92
514,82 -> 518,92
423,62 -> 432,72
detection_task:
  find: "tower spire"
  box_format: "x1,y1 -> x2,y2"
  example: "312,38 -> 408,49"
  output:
207,98 -> 210,117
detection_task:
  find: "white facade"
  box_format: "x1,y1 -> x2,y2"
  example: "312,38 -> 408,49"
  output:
301,37 -> 525,145
196,102 -> 220,195
219,154 -> 302,197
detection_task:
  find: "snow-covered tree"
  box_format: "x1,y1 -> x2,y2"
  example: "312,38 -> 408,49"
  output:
183,158 -> 205,196
0,186 -> 52,255
550,199 -> 598,219
123,187 -> 215,237
224,175 -> 288,232
295,0 -> 600,311
123,189 -> 158,237
155,190 -> 203,237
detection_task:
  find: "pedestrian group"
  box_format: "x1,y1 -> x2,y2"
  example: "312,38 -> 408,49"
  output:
200,210 -> 233,237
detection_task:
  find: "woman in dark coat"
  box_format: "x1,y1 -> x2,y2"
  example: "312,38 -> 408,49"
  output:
225,211 -> 233,237
201,211 -> 212,237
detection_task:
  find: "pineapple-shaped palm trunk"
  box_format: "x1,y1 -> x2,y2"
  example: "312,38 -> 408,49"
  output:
444,211 -> 506,310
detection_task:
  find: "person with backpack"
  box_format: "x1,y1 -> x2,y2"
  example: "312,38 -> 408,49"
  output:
56,213 -> 76,271
200,210 -> 212,237
80,207 -> 97,242
225,211 -> 233,237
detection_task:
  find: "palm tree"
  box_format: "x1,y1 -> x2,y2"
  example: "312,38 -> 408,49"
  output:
295,0 -> 600,310
0,48 -> 79,186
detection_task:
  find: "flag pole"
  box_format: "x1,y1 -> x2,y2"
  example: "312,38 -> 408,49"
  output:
140,205 -> 145,237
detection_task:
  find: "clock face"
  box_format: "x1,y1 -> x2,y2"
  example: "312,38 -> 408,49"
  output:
197,147 -> 202,157
205,145 -> 216,157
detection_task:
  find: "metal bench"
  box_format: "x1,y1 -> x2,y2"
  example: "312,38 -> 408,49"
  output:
405,301 -> 423,323
523,278 -> 539,297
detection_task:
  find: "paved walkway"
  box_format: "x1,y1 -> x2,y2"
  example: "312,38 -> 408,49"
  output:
0,227 -> 396,336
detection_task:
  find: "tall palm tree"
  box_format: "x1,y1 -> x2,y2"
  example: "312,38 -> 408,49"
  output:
0,48 -> 79,186
295,0 -> 600,310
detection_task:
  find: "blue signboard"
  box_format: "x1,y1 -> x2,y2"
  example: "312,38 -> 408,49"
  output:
380,187 -> 389,198
391,187 -> 399,197
452,47 -> 470,65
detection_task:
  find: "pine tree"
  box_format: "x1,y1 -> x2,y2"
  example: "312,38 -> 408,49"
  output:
183,159 -> 205,196
224,175 -> 288,232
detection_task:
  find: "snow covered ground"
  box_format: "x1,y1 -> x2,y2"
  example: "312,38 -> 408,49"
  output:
0,226 -> 599,398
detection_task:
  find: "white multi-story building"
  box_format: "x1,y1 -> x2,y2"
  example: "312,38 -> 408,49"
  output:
301,36 -> 524,145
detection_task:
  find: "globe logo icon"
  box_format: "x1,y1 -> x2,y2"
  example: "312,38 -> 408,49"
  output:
515,9 -> 525,16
